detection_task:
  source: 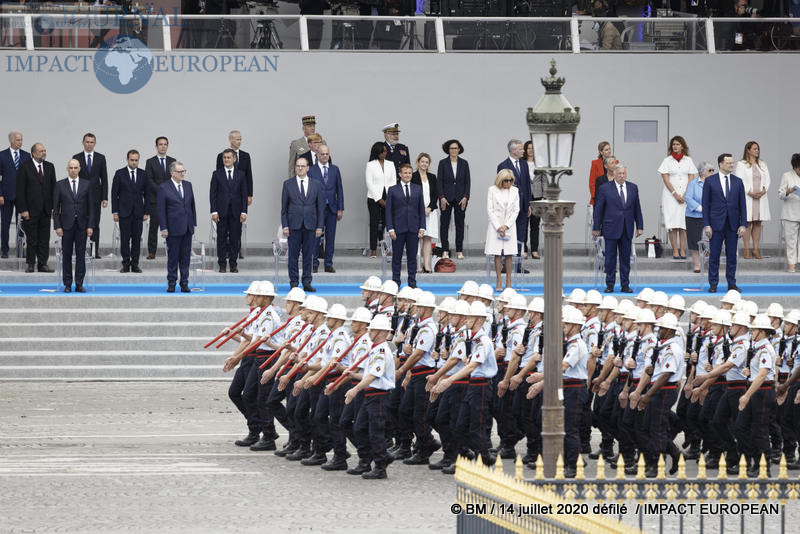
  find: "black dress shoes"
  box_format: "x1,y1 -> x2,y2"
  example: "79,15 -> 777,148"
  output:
180,285 -> 191,293
25,264 -> 34,273
219,266 -> 226,273
234,432 -> 259,447
346,460 -> 371,475
230,266 -> 238,273
75,286 -> 86,293
303,284 -> 316,292
63,286 -> 72,293
324,266 -> 336,273
300,452 -> 327,466
131,265 -> 142,273
402,453 -> 430,465
167,285 -> 176,293
708,286 -> 717,293
249,437 -> 276,451
361,467 -> 387,479
728,285 -> 742,293
620,286 -> 633,293
94,253 -> 101,259
321,455 -> 349,471
120,266 -> 130,273
38,265 -> 53,273
604,287 -> 614,293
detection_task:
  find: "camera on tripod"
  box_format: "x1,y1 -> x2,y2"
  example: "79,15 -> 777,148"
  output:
245,0 -> 279,15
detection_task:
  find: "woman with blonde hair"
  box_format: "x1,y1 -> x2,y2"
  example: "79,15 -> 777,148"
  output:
485,169 -> 520,291
658,135 -> 698,260
411,152 -> 438,273
735,141 -> 771,259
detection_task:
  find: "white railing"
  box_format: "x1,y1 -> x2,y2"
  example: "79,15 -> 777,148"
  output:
1,13 -> 798,54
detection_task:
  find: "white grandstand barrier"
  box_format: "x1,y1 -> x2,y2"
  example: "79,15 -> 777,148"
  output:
299,15 -> 309,52
23,14 -> 33,51
705,18 -> 715,54
162,16 -> 172,52
570,18 -> 580,54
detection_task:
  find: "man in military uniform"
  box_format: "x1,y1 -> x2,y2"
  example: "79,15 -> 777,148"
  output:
288,116 -> 326,178
560,305 -> 589,478
382,123 -> 410,181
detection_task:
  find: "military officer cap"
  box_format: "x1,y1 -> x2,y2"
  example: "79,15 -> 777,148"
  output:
382,123 -> 400,133
302,115 -> 316,125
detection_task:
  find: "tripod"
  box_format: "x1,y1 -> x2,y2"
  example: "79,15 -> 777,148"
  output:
247,1 -> 283,49
399,20 -> 426,50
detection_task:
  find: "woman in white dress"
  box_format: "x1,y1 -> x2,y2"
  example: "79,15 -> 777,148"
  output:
365,142 -> 396,259
735,141 -> 771,259
658,135 -> 698,260
412,153 -> 439,273
778,153 -> 800,272
485,169 -> 519,291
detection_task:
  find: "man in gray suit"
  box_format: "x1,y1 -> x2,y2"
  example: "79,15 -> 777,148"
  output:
288,115 -> 327,178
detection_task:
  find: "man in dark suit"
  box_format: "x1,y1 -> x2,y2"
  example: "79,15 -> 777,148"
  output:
386,164 -> 425,288
497,139 -> 532,263
73,133 -> 108,258
592,164 -> 643,293
281,158 -> 323,292
0,131 -> 30,258
437,140 -> 471,258
702,153 -> 747,293
210,149 -> 248,273
307,144 -> 343,273
111,150 -> 149,273
144,136 -> 176,259
157,161 -> 197,293
16,143 -> 56,273
53,159 -> 96,292
216,130 -> 253,206
383,123 -> 410,181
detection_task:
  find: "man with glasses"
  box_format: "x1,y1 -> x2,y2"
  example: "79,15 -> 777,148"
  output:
383,123 -> 410,181
0,131 -> 30,258
281,158 -> 324,292
497,139 -> 532,270
157,162 -> 196,293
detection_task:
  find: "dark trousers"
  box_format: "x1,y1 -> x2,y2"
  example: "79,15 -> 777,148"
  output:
528,197 -> 542,253
389,371 -> 412,446
676,388 -> 702,448
228,357 -> 258,433
119,215 -> 143,268
320,381 -> 348,456
166,232 -> 192,286
367,198 -> 383,251
354,390 -> 390,468
288,227 -> 315,287
593,380 -> 618,450
735,387 -> 775,464
244,354 -> 275,435
340,384 -> 365,454
713,385 -> 745,463
147,206 -> 160,255
613,382 -> 636,457
563,381 -> 587,467
439,201 -> 466,253
604,227 -> 632,289
399,371 -> 435,453
216,211 -> 241,268
511,381 -> 538,455
457,382 -> 493,463
647,386 -> 679,464
23,213 -> 50,267
89,199 -> 101,249
436,381 -> 466,459
61,225 -> 87,287
581,370 -> 598,449
0,200 -> 15,255
781,384 -> 799,455
493,367 -> 517,448
530,392 -> 543,457
708,226 -> 739,288
293,379 -> 317,448
307,385 -> 332,453
391,231 -> 419,287
700,384 -> 726,457
515,216 -> 529,256
267,377 -> 293,438
314,209 -> 338,268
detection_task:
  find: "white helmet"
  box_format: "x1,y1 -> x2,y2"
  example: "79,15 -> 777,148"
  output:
506,294 -> 528,311
253,281 -> 277,297
623,306 -> 640,321
380,280 -> 399,297
458,280 -> 481,297
478,284 -> 495,302
326,303 -> 349,321
397,286 -> 415,301
598,296 -> 618,311
243,281 -> 259,295
452,300 -> 471,316
731,301 -> 745,313
468,301 -> 488,317
637,287 -> 655,304
650,291 -> 669,309
360,276 -> 382,291
751,314 -> 775,332
306,296 -> 329,314
410,287 -> 424,303
566,288 -> 586,305
667,295 -> 685,312
416,291 -> 437,309
634,308 -> 656,324
437,297 -> 457,315
689,300 -> 707,315
615,299 -> 635,316
528,297 -> 545,314
349,307 -> 373,324
784,310 -> 800,326
368,314 -> 393,332
496,287 -> 518,303
731,311 -> 751,328
744,300 -> 759,318
286,287 -> 306,303
766,303 -> 785,319
656,312 -> 679,331
699,305 -> 717,320
721,289 -> 742,305
710,309 -> 732,327
583,289 -> 603,306
563,304 -> 585,325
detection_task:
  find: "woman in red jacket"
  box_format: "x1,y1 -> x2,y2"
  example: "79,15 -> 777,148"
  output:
589,141 -> 612,206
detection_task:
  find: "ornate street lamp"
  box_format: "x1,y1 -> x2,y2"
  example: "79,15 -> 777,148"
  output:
527,59 -> 580,478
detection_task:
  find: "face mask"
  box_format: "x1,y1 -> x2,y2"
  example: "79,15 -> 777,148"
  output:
593,22 -> 600,32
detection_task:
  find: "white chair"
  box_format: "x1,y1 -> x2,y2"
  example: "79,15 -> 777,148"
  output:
54,236 -> 96,291
14,212 -> 27,271
272,224 -> 290,281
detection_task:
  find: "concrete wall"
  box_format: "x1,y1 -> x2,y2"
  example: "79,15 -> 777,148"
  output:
1,50 -> 798,248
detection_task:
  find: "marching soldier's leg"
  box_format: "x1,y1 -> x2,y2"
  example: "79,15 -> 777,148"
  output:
362,390 -> 392,479
403,373 -> 437,465
431,386 -> 457,470
348,392 -> 373,476
288,387 -> 313,461
229,357 -> 258,446
244,352 -> 276,451
323,381 -> 350,471
268,378 -> 294,455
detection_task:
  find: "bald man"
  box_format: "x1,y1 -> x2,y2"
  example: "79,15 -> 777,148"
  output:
53,159 -> 96,291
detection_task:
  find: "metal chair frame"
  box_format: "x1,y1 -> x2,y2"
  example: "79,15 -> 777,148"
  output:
54,236 -> 96,291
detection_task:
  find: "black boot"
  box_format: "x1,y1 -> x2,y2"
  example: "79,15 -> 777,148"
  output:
362,466 -> 387,479
390,443 -> 412,461
234,432 -> 259,447
403,452 -> 431,465
624,454 -> 639,475
346,459 -> 371,475
274,440 -> 297,457
746,456 -> 760,478
321,454 -> 349,471
669,444 -> 680,475
497,446 -> 516,460
286,445 -> 312,461
683,445 -> 700,461
249,437 -> 277,451
564,465 -> 577,479
429,456 -> 455,470
441,463 -> 456,475
300,451 -> 327,466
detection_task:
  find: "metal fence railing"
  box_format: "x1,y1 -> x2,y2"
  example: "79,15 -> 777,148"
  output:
1,11 -> 798,53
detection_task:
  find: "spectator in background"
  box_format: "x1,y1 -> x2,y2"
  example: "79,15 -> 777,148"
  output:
385,164 -> 425,288
300,133 -> 324,168
685,161 -> 715,273
735,141 -> 771,260
437,139 -> 470,259
308,144 -> 344,273
497,139 -> 531,268
592,0 -> 622,50
659,135 -> 698,260
523,141 -> 544,259
485,170 -> 519,292
594,156 -> 618,200
411,153 -> 438,273
777,153 -> 800,272
589,141 -> 612,206
365,142 -> 396,259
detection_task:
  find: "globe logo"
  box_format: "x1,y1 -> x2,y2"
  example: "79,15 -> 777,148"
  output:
93,35 -> 154,95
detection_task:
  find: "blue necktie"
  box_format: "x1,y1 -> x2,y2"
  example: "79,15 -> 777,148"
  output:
161,157 -> 166,174
178,183 -> 184,199
13,150 -> 19,170
131,170 -> 135,183
618,184 -> 625,204
405,184 -> 410,201
323,165 -> 328,186
300,179 -> 306,199
87,153 -> 92,174
514,159 -> 520,177
227,169 -> 232,182
725,175 -> 730,198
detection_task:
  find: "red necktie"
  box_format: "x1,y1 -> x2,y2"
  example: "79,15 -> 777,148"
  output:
38,164 -> 44,183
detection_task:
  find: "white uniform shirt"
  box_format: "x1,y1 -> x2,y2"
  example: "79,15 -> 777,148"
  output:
563,333 -> 589,380
468,333 -> 497,379
750,338 -> 776,383
365,341 -> 396,390
412,316 -> 438,368
725,334 -> 749,382
651,337 -> 682,383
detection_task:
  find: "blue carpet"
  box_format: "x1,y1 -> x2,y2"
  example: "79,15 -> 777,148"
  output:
0,282 -> 798,297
